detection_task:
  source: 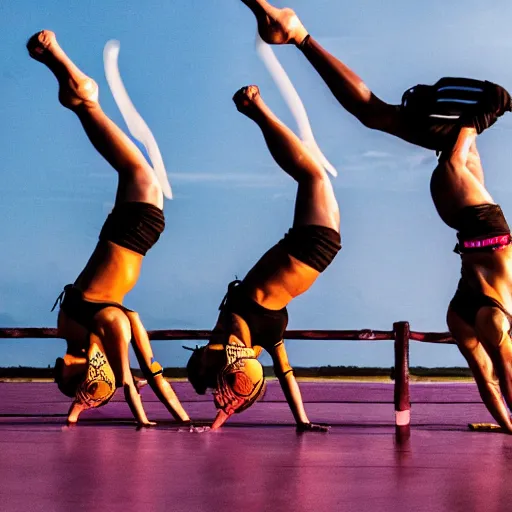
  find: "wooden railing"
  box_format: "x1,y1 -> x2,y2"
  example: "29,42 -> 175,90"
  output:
0,323 -> 456,437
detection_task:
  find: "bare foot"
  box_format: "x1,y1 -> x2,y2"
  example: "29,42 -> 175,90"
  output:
296,422 -> 330,433
136,421 -> 157,430
240,0 -> 308,45
27,30 -> 98,109
232,85 -> 265,120
233,85 -> 282,127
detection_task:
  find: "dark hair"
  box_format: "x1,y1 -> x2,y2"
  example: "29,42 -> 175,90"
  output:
186,348 -> 208,395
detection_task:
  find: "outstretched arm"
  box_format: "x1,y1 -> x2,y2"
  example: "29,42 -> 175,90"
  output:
448,310 -> 512,433
123,381 -> 155,427
475,308 -> 512,421
459,339 -> 512,433
127,312 -> 190,422
240,1 -> 407,138
270,341 -> 328,432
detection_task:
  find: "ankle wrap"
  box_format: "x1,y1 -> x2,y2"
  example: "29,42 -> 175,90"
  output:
297,34 -> 311,50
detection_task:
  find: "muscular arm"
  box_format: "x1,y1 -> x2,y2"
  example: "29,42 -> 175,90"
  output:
123,383 -> 154,427
270,341 -> 309,425
459,338 -> 512,432
475,307 -> 512,419
449,310 -> 512,433
126,311 -> 190,422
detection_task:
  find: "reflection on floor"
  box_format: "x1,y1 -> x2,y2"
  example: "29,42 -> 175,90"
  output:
1,382 -> 511,512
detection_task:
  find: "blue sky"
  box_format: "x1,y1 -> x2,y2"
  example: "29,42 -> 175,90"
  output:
2,0 -> 512,369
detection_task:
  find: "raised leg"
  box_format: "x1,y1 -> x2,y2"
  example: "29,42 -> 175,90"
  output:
240,0 -> 308,45
233,85 -> 339,231
299,37 -> 405,135
239,2 -> 406,138
27,30 -> 162,208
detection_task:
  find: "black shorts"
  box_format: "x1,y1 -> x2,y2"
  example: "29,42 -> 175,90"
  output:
454,204 -> 511,254
54,285 -> 132,332
219,281 -> 288,352
99,202 -> 165,256
450,278 -> 512,329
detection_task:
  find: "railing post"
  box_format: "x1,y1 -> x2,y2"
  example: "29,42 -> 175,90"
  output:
393,321 -> 410,439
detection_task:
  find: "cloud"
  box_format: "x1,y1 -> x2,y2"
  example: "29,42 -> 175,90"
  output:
272,192 -> 294,201
361,150 -> 393,159
404,152 -> 436,169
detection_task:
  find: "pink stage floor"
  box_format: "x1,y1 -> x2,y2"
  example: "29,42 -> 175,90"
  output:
1,381 -> 511,512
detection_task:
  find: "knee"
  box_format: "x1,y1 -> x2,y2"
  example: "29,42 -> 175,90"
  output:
96,308 -> 132,342
124,171 -> 163,206
138,178 -> 162,204
294,164 -> 326,185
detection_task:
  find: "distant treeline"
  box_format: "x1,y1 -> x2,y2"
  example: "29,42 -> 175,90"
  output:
0,365 -> 473,379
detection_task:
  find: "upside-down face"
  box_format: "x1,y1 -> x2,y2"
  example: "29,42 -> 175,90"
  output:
186,342 -> 266,427
54,340 -> 116,410
214,355 -> 266,414
54,355 -> 87,398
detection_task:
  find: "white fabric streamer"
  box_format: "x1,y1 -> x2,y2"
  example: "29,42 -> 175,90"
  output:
103,40 -> 172,199
255,34 -> 338,177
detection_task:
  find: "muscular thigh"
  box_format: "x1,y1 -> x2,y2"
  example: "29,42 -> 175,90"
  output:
475,306 -> 511,351
92,307 -> 132,380
293,177 -> 339,231
447,307 -> 497,378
